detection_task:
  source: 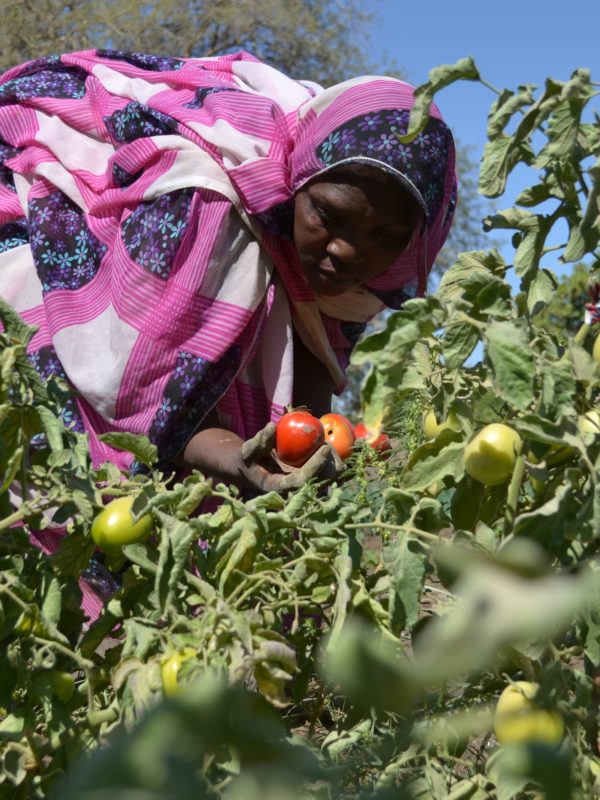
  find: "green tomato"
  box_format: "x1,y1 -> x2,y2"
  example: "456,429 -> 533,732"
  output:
494,681 -> 564,746
50,670 -> 75,702
463,423 -> 522,486
422,408 -> 460,439
161,648 -> 196,697
579,409 -> 600,436
593,334 -> 600,363
91,496 -> 153,554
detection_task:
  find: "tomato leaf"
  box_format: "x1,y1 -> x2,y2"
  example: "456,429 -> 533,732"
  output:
99,432 -> 158,467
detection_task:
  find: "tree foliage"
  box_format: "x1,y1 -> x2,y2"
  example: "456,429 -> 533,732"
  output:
1,0 -> 373,85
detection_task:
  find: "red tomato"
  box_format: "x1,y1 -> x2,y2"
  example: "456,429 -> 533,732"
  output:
276,410 -> 325,467
354,422 -> 392,453
320,413 -> 356,460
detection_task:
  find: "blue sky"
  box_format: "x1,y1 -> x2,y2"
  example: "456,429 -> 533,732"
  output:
368,0 -> 600,279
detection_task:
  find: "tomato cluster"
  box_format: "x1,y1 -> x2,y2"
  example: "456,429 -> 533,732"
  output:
276,409 -> 392,467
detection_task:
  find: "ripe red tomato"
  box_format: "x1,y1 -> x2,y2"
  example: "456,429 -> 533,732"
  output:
320,413 -> 356,460
276,410 -> 325,467
354,422 -> 392,453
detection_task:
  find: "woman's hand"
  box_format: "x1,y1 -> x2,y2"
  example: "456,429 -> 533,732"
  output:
240,422 -> 343,492
181,422 -> 343,493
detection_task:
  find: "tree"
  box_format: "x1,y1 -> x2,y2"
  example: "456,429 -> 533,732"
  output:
1,0 -> 373,85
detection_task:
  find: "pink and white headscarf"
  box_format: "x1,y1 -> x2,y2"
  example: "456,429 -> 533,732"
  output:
0,50 -> 456,471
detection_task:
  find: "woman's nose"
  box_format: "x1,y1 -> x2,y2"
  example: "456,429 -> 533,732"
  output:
326,237 -> 362,264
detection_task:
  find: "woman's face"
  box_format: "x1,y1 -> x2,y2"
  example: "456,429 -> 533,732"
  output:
293,169 -> 420,297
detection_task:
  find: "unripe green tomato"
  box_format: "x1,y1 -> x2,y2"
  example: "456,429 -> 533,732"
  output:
579,409 -> 600,436
50,670 -> 75,702
161,648 -> 196,697
91,496 -> 153,554
593,334 -> 600,363
493,681 -> 564,746
422,408 -> 460,439
463,423 -> 522,486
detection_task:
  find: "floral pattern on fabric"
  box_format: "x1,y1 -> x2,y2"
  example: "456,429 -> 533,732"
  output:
96,50 -> 185,73
28,346 -> 85,447
11,55 -> 63,79
316,110 -> 452,226
0,138 -> 21,192
0,66 -> 87,105
112,162 -> 142,189
0,221 -> 28,253
122,188 -> 193,279
184,86 -> 240,110
104,102 -> 178,144
28,192 -> 107,293
148,345 -> 243,468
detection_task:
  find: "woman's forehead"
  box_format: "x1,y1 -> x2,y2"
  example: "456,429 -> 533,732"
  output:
306,175 -> 420,228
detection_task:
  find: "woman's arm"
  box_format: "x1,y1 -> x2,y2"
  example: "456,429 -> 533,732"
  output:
180,334 -> 338,490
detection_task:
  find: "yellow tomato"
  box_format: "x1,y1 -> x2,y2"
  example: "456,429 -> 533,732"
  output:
493,681 -> 564,746
579,409 -> 600,436
422,408 -> 460,439
463,423 -> 522,486
91,496 -> 153,554
161,648 -> 196,697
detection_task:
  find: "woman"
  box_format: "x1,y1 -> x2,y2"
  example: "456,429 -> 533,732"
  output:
0,49 -> 457,492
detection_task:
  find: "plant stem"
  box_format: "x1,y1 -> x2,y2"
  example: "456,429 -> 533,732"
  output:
504,455 -> 525,535
479,78 -> 502,95
346,521 -> 437,544
573,321 -> 591,347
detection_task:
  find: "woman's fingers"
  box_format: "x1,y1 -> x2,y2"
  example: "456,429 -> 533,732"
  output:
240,422 -> 277,465
277,444 -> 341,491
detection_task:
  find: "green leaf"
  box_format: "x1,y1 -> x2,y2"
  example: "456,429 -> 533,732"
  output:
398,57 -> 480,143
401,433 -> 465,492
40,574 -> 62,627
515,182 -> 553,207
438,250 -> 508,304
525,268 -> 558,315
487,85 -> 536,138
442,321 -> 480,368
385,535 -> 427,633
479,135 -> 531,198
484,321 -> 534,411
99,432 -> 158,467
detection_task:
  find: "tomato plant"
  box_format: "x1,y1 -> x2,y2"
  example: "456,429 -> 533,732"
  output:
320,413 -> 355,459
275,410 -> 324,467
90,496 -> 153,554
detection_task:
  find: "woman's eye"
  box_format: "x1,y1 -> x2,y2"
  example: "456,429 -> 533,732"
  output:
377,230 -> 408,247
314,205 -> 331,225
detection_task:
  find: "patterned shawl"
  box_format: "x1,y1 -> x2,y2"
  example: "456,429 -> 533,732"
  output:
0,50 -> 456,471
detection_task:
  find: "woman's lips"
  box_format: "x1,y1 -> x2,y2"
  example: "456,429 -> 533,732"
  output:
314,263 -> 354,286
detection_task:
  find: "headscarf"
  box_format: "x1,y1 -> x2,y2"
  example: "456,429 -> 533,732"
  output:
0,50 -> 456,470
